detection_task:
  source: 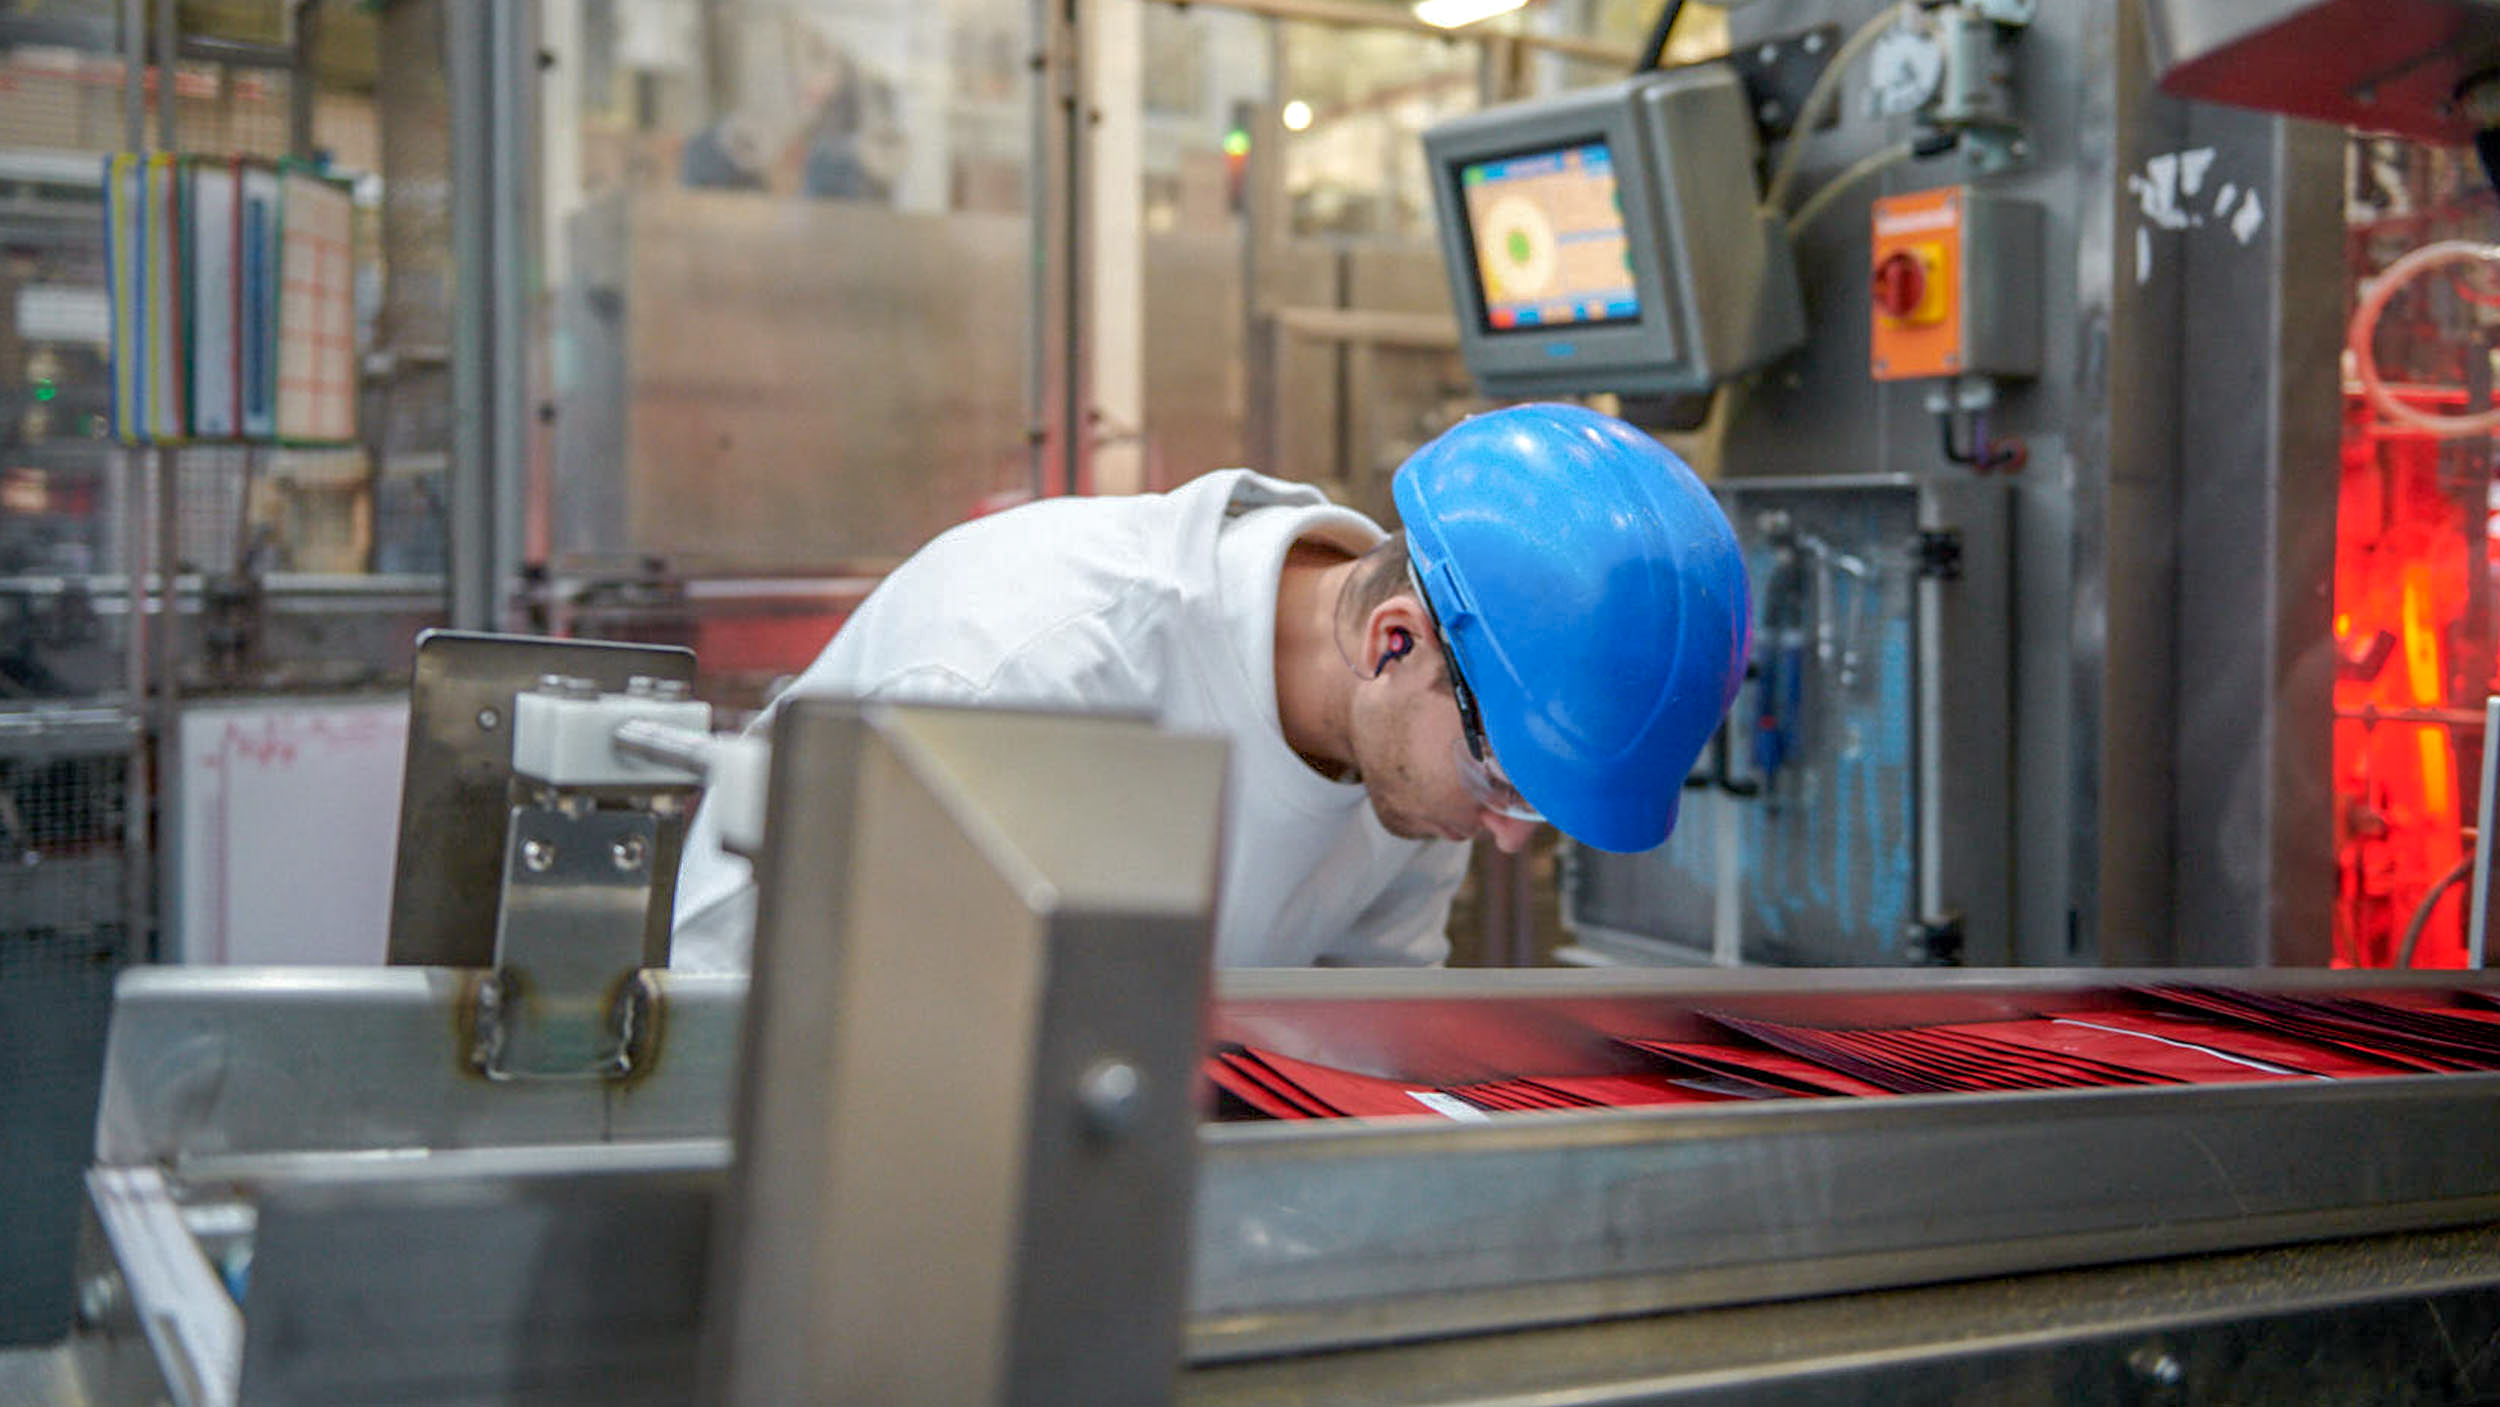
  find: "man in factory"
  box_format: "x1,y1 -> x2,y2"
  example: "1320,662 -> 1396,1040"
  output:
670,401 -> 1749,969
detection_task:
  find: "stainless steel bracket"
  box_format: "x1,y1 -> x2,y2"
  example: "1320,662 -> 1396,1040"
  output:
471,799 -> 666,1081
387,630 -> 697,969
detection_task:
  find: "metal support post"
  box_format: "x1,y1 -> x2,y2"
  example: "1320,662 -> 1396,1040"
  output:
448,0 -> 533,631
150,0 -> 181,960
1082,0 -> 1143,496
289,0 -> 321,160
1241,21 -> 1287,478
117,0 -> 151,959
2472,696 -> 2499,968
702,702 -> 1225,1405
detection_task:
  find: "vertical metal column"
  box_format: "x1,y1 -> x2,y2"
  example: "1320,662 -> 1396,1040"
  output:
150,0 -> 180,960
2472,696 -> 2499,968
117,0 -> 151,961
1030,0 -> 1074,500
1241,21 -> 1286,479
704,703 -> 1224,1406
448,0 -> 532,630
289,0 -> 322,160
1082,0 -> 1143,496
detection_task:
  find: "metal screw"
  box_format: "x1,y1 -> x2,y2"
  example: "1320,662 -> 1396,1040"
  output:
612,834 -> 648,872
476,706 -> 501,731
1803,30 -> 1826,53
1757,43 -> 1778,64
521,837 -> 556,872
1078,1059 -> 1145,1137
76,1270 -> 124,1328
2127,1346 -> 2185,1387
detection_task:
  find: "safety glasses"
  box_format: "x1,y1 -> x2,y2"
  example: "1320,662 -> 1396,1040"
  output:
1409,565 -> 1543,824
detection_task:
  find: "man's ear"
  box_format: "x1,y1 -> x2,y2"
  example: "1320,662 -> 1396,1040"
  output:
1362,596 -> 1431,679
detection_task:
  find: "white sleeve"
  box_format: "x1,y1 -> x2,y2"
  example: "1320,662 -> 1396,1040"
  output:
1315,842 -> 1470,967
671,633 -> 1148,969
669,663 -> 994,971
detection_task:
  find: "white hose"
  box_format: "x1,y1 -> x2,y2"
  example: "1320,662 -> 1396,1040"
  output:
1785,139 -> 1915,236
2349,239 -> 2500,439
1761,0 -> 1921,214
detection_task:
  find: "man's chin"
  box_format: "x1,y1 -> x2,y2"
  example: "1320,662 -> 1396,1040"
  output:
1372,805 -> 1455,844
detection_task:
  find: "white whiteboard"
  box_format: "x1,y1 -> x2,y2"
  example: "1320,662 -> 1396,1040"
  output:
176,697 -> 408,965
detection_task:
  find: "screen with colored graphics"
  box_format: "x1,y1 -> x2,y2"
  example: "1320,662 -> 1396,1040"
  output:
1460,142 -> 1640,333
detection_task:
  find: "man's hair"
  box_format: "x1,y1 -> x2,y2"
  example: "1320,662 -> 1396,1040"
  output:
1343,531 -> 1413,625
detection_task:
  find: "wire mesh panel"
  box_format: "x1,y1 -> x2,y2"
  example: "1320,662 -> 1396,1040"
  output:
0,713 -> 130,1344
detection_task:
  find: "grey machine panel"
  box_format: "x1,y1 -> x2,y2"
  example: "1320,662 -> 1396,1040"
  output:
1566,475 -> 2011,967
1422,64 -> 1804,397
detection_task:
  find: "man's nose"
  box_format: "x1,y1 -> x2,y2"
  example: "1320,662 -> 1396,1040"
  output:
1481,811 -> 1537,853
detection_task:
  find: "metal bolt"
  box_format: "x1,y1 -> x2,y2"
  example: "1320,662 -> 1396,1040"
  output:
476,706 -> 501,731
1803,30 -> 1826,53
521,837 -> 556,873
1757,43 -> 1778,64
2127,1346 -> 2185,1387
1078,1059 -> 1145,1137
76,1270 -> 124,1328
612,834 -> 648,872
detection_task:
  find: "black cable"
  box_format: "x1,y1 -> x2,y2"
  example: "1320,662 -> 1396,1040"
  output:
1633,0 -> 1686,74
2399,853 -> 2478,968
1938,408 -> 1975,465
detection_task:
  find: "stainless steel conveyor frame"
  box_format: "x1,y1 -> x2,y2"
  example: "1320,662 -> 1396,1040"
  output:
71,962 -> 2500,1404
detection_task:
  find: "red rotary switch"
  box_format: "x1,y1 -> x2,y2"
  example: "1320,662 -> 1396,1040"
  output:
1873,249 -> 1929,321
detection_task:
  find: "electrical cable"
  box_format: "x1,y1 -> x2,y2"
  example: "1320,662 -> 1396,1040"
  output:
1633,0 -> 1685,75
2348,238 -> 2500,439
2399,852 -> 2477,969
1761,0 -> 1918,214
1785,138 -> 1914,236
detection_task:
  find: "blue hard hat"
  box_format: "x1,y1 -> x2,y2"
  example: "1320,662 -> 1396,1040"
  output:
1392,403 -> 1749,853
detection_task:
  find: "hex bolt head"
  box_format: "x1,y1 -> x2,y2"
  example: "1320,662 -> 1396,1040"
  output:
521,837 -> 557,873
2127,1346 -> 2185,1387
1078,1059 -> 1145,1138
76,1270 -> 124,1328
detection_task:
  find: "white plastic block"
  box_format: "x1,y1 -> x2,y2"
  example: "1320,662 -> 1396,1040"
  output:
512,690 -> 714,786
707,735 -> 773,856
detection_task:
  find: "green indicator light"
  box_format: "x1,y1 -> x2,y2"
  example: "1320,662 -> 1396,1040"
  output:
32,379 -> 56,402
1222,129 -> 1250,158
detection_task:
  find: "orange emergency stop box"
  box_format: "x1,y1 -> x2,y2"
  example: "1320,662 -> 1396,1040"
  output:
1869,185 -> 2042,383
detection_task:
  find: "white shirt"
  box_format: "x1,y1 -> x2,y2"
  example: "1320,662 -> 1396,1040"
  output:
671,469 -> 1470,970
